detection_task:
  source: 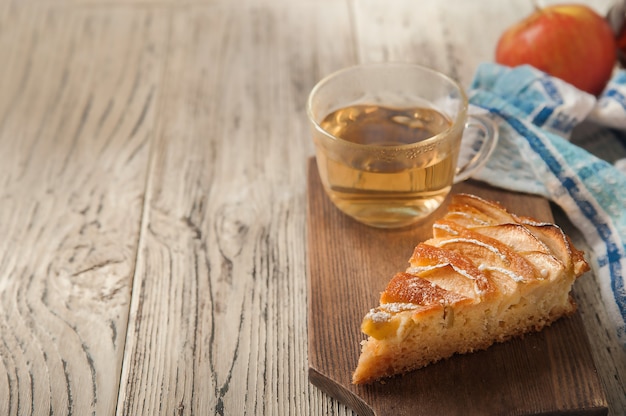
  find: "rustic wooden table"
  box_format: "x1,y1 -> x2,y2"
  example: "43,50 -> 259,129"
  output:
0,0 -> 624,414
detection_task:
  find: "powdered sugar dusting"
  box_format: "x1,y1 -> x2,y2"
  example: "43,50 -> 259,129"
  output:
407,260 -> 487,295
448,211 -> 490,225
406,264 -> 446,274
433,223 -> 460,235
366,302 -> 419,323
438,238 -> 508,262
381,302 -> 419,313
478,264 -> 525,282
367,310 -> 392,323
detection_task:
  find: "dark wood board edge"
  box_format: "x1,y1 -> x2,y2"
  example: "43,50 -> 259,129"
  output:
306,157 -> 608,416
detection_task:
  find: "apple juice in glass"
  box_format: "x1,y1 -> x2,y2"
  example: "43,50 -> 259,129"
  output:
307,63 -> 498,228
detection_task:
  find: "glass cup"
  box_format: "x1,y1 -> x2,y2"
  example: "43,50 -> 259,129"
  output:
307,63 -> 498,228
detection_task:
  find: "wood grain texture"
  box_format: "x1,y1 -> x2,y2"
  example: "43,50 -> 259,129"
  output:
352,0 -> 616,87
0,3 -> 167,416
307,158 -> 608,416
0,0 -> 622,415
116,2 -> 356,415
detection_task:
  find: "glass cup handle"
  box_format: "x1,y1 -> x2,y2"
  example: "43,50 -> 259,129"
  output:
453,114 -> 499,184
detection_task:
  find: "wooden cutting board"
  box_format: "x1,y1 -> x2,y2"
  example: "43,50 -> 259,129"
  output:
306,158 -> 608,416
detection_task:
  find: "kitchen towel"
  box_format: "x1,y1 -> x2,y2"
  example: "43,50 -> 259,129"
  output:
468,63 -> 626,347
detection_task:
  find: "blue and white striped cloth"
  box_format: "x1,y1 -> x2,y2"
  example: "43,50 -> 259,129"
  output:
468,63 -> 626,347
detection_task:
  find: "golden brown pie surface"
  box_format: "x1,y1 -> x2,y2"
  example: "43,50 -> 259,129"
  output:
353,193 -> 589,385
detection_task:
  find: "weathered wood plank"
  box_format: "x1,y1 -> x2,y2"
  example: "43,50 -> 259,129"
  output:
116,2 -> 356,415
352,0 -> 616,88
0,3 -> 167,415
0,0 -> 622,415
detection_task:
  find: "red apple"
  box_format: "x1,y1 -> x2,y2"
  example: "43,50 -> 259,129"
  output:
495,4 -> 616,96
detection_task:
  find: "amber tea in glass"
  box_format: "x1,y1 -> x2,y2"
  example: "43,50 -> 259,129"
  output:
307,63 -> 498,228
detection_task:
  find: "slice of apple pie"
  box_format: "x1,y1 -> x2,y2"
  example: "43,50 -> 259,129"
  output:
352,193 -> 589,384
